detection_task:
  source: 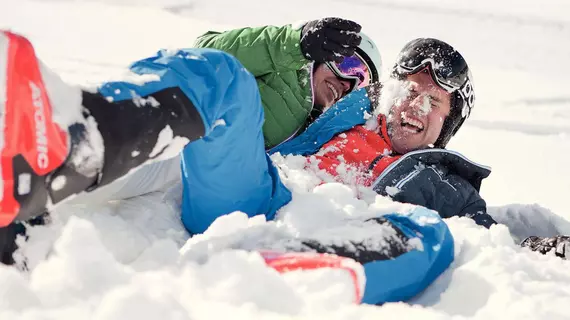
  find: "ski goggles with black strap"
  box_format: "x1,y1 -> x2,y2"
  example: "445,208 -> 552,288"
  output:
325,53 -> 373,92
393,40 -> 475,118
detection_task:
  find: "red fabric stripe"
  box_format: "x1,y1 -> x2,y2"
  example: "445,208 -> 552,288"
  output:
309,115 -> 400,186
261,251 -> 363,303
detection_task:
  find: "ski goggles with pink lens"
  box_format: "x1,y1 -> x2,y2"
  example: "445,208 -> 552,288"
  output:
325,53 -> 372,92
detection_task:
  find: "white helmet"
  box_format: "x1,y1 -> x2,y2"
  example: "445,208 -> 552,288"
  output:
356,32 -> 383,82
322,31 -> 384,91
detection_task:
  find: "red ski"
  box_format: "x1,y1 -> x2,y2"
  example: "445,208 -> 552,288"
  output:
259,250 -> 365,304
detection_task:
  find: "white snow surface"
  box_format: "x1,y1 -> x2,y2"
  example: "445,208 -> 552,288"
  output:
2,0 -> 570,319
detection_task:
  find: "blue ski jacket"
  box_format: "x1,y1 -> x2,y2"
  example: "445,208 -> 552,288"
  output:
95,47 -> 494,305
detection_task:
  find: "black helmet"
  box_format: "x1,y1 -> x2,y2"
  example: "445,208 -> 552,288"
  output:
391,38 -> 475,148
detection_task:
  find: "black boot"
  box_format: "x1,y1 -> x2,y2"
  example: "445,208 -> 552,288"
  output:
0,213 -> 49,266
46,88 -> 206,203
1,31 -> 205,226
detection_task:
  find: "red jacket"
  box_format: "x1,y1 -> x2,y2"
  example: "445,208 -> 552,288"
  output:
311,115 -> 402,186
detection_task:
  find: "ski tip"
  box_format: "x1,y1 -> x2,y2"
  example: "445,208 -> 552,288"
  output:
259,250 -> 365,304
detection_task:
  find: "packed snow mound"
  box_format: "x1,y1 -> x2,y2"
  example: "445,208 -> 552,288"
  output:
1,0 -> 570,318
2,154 -> 569,320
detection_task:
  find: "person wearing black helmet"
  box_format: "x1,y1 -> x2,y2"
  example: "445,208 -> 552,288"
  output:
0,30 -> 452,305
270,37 -> 569,261
0,30 -> 565,305
271,37 -> 495,227
390,37 -> 475,149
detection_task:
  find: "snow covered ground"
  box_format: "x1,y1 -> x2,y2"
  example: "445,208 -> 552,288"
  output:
1,0 -> 570,318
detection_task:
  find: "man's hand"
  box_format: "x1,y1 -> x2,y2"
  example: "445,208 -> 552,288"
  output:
300,17 -> 362,63
521,235 -> 570,259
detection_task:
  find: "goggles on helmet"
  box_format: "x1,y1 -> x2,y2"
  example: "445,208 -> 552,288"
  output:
394,47 -> 475,119
325,53 -> 373,92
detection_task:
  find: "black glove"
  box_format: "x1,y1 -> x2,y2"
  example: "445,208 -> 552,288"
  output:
300,17 -> 362,63
521,235 -> 570,259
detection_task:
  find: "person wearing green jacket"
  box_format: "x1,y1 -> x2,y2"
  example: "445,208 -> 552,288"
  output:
0,19 -> 385,265
194,17 -> 384,149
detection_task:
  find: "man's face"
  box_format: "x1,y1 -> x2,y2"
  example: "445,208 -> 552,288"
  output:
313,63 -> 353,109
387,69 -> 451,154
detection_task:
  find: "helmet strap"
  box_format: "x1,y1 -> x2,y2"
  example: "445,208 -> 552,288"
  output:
434,92 -> 465,148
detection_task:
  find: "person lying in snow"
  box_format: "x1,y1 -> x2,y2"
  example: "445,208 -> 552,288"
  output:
192,17 -> 383,149
0,26 -> 567,304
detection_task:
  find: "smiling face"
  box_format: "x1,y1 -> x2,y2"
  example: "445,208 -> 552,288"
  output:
312,63 -> 353,109
387,69 -> 451,154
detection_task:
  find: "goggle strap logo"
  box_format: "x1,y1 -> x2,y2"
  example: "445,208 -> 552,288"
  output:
459,77 -> 474,118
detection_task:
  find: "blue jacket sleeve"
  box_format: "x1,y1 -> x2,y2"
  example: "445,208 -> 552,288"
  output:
99,48 -> 293,235
285,207 -> 454,304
